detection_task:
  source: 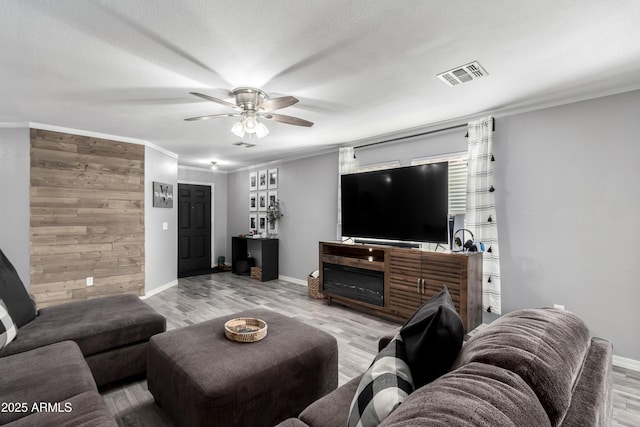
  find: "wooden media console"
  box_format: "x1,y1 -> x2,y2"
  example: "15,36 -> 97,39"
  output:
319,241 -> 483,332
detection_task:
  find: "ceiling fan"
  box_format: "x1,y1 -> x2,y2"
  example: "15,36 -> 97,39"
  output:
185,88 -> 313,138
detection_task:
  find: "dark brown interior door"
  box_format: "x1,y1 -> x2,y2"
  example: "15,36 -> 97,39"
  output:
178,184 -> 211,276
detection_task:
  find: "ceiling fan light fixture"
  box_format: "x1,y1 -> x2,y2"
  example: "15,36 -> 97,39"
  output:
243,115 -> 258,133
255,122 -> 269,138
187,88 -> 311,138
231,121 -> 245,137
235,113 -> 269,138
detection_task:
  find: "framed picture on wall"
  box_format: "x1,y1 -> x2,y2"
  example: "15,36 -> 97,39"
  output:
267,190 -> 278,208
258,213 -> 267,233
153,182 -> 173,208
268,168 -> 278,189
258,191 -> 267,211
249,213 -> 257,233
249,193 -> 257,211
249,171 -> 258,191
258,169 -> 268,190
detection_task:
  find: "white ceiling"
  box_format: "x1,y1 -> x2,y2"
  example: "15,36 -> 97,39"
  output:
2,1 -> 640,171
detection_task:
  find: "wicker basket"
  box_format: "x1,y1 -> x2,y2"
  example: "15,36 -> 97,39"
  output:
250,266 -> 262,281
307,276 -> 325,299
224,318 -> 268,343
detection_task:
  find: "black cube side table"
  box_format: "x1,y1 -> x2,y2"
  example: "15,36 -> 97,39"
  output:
231,236 -> 279,281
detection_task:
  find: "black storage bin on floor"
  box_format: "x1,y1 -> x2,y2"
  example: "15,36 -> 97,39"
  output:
234,258 -> 255,275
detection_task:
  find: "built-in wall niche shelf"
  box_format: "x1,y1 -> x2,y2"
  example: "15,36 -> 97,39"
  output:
319,241 -> 483,332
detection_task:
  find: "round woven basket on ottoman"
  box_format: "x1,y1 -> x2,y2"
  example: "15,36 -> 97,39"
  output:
224,317 -> 268,342
147,308 -> 338,427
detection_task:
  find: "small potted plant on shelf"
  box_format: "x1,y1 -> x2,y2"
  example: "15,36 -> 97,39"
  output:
266,199 -> 283,237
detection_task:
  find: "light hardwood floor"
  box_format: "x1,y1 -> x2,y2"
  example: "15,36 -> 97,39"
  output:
101,272 -> 640,426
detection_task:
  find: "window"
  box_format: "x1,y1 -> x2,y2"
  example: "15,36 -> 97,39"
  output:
412,153 -> 468,215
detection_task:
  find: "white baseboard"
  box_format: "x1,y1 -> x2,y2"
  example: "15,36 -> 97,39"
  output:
141,280 -> 178,299
279,275 -> 307,286
613,355 -> 640,372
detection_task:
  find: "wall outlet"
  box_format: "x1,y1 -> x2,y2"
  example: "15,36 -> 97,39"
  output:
86,277 -> 94,287
553,304 -> 565,310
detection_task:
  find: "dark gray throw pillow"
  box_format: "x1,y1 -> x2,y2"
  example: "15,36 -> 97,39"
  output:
399,286 -> 464,388
0,249 -> 36,328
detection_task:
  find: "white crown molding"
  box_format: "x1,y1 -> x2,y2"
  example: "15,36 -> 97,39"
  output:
145,141 -> 179,158
229,146 -> 339,173
21,85 -> 640,174
343,84 -> 640,153
178,164 -> 228,174
0,122 -> 29,128
489,83 -> 640,122
28,122 -> 179,158
30,122 -> 149,145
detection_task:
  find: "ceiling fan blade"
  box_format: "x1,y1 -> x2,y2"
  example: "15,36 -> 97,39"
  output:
257,96 -> 299,112
184,113 -> 241,121
262,113 -> 313,127
189,92 -> 241,111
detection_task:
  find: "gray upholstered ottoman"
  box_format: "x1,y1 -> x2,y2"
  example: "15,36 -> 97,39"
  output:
147,308 -> 338,427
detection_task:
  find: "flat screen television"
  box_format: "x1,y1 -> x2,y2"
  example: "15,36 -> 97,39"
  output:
341,162 -> 449,243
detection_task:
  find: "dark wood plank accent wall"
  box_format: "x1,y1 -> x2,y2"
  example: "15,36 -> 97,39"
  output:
30,129 -> 145,308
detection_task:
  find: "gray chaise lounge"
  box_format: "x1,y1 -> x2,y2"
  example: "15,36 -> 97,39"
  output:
1,248 -> 166,425
0,249 -> 166,386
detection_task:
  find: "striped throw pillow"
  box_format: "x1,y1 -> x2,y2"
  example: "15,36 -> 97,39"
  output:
0,299 -> 17,350
347,333 -> 414,427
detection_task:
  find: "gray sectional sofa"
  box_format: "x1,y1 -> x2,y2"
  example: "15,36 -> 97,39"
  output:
278,308 -> 614,426
0,293 -> 167,386
1,341 -> 117,426
0,249 -> 166,425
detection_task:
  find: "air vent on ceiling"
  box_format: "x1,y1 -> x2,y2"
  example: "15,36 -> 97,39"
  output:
233,141 -> 256,148
437,61 -> 488,87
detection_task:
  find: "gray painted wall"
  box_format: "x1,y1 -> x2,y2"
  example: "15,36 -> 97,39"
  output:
0,127 -> 30,288
3,89 -> 638,360
494,89 -> 640,360
226,89 -> 640,360
177,167 -> 229,264
227,152 -> 339,280
144,146 -> 178,294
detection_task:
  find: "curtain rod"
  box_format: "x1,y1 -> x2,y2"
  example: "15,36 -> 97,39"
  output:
354,118 -> 495,150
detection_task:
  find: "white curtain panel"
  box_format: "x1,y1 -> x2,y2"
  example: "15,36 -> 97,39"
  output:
466,116 -> 501,314
337,147 -> 357,230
